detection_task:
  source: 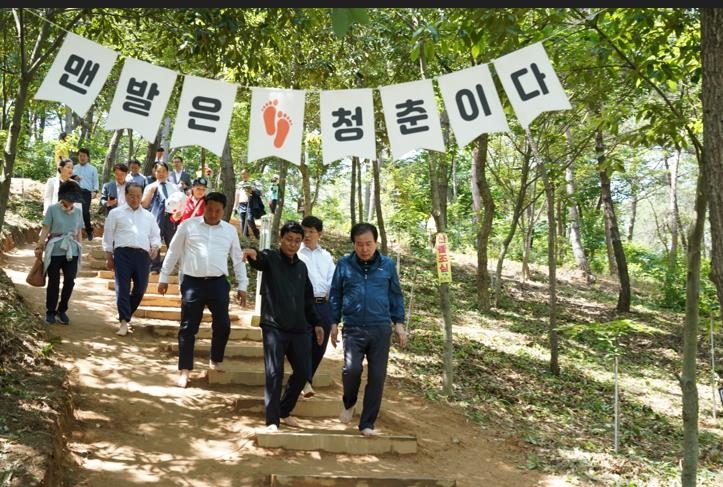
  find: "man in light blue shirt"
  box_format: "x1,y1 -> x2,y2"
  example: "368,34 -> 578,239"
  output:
72,147 -> 99,241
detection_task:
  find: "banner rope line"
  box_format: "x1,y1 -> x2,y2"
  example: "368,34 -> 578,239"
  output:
22,7 -> 610,94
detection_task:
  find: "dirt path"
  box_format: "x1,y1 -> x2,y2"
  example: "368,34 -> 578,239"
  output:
4,241 -> 572,487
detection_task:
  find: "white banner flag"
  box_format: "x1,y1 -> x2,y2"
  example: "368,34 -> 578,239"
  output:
105,58 -> 178,142
320,88 -> 376,164
378,79 -> 445,161
492,42 -> 571,129
436,64 -> 509,147
34,33 -> 118,118
170,75 -> 237,157
247,87 -> 306,166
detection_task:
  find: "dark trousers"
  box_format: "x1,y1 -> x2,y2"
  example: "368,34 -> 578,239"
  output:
45,255 -> 79,314
80,189 -> 92,234
239,204 -> 260,239
341,325 -> 392,431
150,214 -> 177,272
261,325 -> 311,427
177,276 -> 230,370
308,301 -> 332,382
113,247 -> 151,322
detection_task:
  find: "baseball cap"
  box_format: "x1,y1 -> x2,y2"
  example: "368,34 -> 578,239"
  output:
192,177 -> 208,187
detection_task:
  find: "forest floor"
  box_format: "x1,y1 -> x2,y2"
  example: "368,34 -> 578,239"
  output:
1,178 -> 722,486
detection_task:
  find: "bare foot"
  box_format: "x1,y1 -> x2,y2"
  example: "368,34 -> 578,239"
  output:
209,360 -> 225,373
115,321 -> 129,336
176,370 -> 190,388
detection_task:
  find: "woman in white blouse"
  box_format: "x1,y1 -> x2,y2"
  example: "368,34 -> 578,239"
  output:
43,159 -> 76,215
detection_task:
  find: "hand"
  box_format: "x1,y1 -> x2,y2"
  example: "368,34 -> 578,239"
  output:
34,246 -> 44,259
330,324 -> 339,348
236,290 -> 247,308
149,246 -> 159,260
157,282 -> 168,295
394,323 -> 408,348
242,248 -> 256,262
314,325 -> 324,346
105,254 -> 115,271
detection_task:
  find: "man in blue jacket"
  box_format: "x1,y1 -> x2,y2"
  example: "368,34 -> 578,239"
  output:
329,222 -> 407,437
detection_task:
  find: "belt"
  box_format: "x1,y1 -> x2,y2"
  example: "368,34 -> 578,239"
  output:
116,247 -> 146,252
185,275 -> 225,280
314,297 -> 327,304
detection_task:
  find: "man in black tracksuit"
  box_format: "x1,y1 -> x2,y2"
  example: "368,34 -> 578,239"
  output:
243,221 -> 323,432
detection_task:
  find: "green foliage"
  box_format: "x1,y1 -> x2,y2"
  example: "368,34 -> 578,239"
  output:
13,141 -> 54,181
623,241 -> 719,315
330,8 -> 369,38
558,319 -> 660,358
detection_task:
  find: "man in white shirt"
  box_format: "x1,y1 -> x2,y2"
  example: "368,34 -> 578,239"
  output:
142,162 -> 180,274
169,155 -> 192,194
297,215 -> 336,398
102,183 -> 162,337
157,192 -> 248,388
72,147 -> 99,241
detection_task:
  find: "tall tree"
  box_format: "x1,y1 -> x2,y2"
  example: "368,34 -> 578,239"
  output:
0,8 -> 83,230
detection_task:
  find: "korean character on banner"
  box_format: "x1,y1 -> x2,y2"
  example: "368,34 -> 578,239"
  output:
511,63 -> 549,101
395,99 -> 429,135
122,77 -> 160,117
439,263 -> 449,273
332,106 -> 364,141
188,96 -> 221,133
456,84 -> 492,121
59,54 -> 100,95
437,253 -> 449,264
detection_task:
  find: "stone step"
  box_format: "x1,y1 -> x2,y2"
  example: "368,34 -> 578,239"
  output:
233,393 -> 371,418
208,367 -> 333,387
107,280 -> 182,295
77,270 -> 98,278
97,270 -> 179,283
135,306 -> 243,322
269,474 -> 456,486
162,339 -> 264,358
256,430 -> 417,455
141,293 -> 181,307
149,322 -> 261,340
84,259 -> 107,270
90,248 -> 106,259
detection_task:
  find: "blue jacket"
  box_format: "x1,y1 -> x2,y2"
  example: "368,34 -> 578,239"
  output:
329,250 -> 405,327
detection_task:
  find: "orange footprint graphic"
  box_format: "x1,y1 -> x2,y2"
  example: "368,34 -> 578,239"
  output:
274,111 -> 292,148
262,99 -> 279,135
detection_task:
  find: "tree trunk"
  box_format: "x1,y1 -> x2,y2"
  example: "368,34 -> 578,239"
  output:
220,137 -> 235,222
681,165 -> 706,487
494,153 -> 531,306
471,135 -> 493,311
350,156 -> 358,226
127,129 -> 134,162
666,153 -> 680,269
429,148 -> 453,394
526,129 -> 559,376
0,8 -> 72,230
101,129 -> 123,184
627,194 -> 637,241
357,160 -> 364,223
565,127 -> 592,282
596,129 -> 631,312
521,203 -> 534,283
693,10 -> 723,485
271,160 -> 290,247
371,158 -> 387,254
299,152 -> 310,218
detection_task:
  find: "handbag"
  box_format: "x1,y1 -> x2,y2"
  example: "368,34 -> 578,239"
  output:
26,257 -> 47,287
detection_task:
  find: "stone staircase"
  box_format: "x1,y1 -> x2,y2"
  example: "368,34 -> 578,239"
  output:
81,235 -> 455,486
